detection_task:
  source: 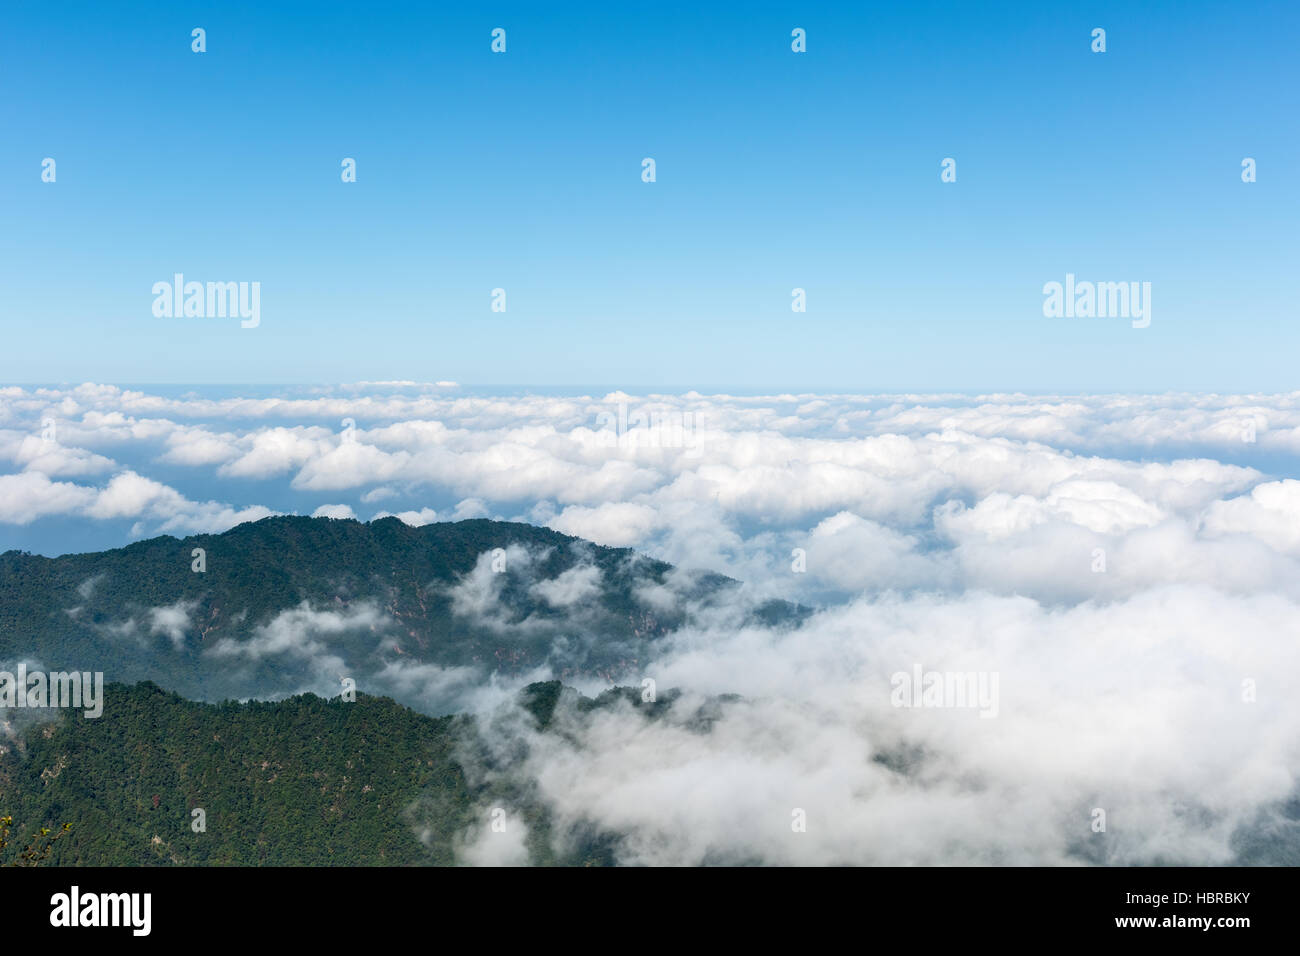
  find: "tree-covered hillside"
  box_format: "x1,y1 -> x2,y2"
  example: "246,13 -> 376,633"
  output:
0,517 -> 799,866
0,682 -> 470,865
0,678 -> 702,866
0,516 -> 801,712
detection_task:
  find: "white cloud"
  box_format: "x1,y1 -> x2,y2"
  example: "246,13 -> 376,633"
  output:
148,601 -> 198,650
1202,480 -> 1300,555
475,584 -> 1300,865
530,564 -> 602,608
0,432 -> 117,476
5,384 -> 1300,864
549,502 -> 661,547
312,503 -> 357,520
220,427 -> 335,479
370,507 -> 438,526
206,602 -> 388,676
455,810 -> 531,866
0,472 -> 96,524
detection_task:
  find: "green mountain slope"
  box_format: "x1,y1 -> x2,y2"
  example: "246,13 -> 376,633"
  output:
0,679 -> 694,866
0,516 -> 801,712
0,681 -> 469,865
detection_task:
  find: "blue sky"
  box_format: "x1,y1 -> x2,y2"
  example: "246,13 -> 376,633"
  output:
1,0 -> 1296,390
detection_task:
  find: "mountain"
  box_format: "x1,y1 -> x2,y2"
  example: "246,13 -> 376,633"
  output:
0,682 -> 466,865
0,516 -> 803,713
0,516 -> 805,866
0,679 -> 688,866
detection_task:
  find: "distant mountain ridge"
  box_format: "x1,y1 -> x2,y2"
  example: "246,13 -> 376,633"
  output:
0,516 -> 803,712
0,516 -> 806,866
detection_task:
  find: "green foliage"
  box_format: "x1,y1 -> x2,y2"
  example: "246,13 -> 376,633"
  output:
0,814 -> 71,866
0,678 -> 721,866
0,516 -> 778,866
1,682 -> 472,866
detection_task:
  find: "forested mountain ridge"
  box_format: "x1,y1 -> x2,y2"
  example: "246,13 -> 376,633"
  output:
0,516 -> 804,711
0,679 -> 687,866
0,517 -> 800,866
0,682 -> 466,865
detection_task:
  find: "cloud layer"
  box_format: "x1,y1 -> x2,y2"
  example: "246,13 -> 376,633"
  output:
4,383 -> 1298,864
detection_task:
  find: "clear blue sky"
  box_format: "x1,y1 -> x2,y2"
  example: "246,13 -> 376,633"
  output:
1,0 -> 1296,390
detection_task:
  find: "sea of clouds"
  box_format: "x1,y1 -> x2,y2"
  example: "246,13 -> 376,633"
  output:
2,382 -> 1298,864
